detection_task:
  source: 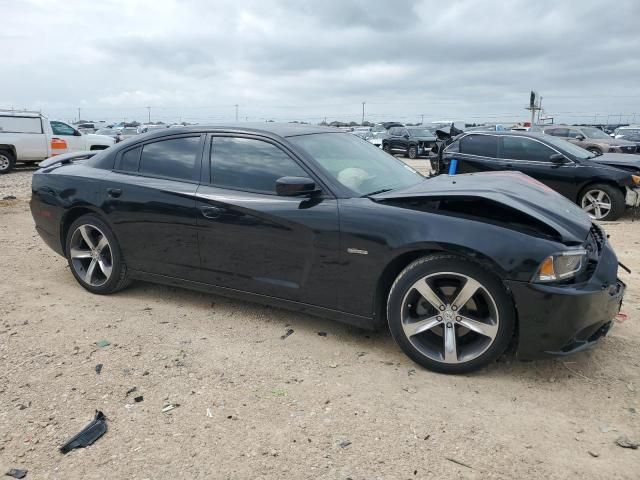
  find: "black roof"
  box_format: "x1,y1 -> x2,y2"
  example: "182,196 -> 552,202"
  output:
136,123 -> 341,141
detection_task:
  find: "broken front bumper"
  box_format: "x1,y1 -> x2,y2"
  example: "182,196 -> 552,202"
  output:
506,241 -> 625,359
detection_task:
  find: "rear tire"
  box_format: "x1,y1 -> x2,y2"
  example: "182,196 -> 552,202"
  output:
65,214 -> 131,294
0,150 -> 16,174
579,183 -> 625,221
387,254 -> 515,374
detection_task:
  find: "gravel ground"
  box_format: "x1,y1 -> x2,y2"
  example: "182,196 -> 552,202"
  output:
1,165 -> 639,479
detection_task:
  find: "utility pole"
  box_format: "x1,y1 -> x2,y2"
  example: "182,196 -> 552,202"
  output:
361,101 -> 365,125
537,97 -> 543,123
421,114 -> 424,125
146,106 -> 151,123
78,107 -> 81,122
234,104 -> 239,122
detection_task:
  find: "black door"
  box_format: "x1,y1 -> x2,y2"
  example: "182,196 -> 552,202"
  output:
454,134 -> 502,173
498,135 -> 579,199
195,135 -> 340,308
101,134 -> 204,280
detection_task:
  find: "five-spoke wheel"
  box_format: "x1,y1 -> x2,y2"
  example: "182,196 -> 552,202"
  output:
65,214 -> 131,294
579,184 -> 625,221
388,254 -> 514,373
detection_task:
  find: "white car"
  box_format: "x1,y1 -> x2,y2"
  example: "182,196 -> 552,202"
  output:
0,111 -> 115,173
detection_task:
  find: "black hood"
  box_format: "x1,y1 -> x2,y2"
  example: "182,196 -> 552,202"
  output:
411,135 -> 437,142
589,152 -> 640,173
374,171 -> 592,243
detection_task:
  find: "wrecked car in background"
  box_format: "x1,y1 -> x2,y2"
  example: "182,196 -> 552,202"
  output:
31,124 -> 625,373
381,126 -> 437,159
436,131 -> 640,220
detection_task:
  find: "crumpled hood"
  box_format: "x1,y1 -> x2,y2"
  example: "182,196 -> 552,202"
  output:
590,152 -> 640,172
374,171 -> 592,243
86,133 -> 116,143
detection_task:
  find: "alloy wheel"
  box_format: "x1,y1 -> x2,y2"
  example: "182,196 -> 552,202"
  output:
400,272 -> 499,364
0,154 -> 10,172
69,224 -> 113,287
581,189 -> 612,220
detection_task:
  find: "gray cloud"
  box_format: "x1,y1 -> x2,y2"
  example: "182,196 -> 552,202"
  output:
2,0 -> 639,125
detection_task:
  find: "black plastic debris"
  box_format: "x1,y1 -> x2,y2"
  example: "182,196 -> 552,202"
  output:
59,411 -> 107,454
317,332 -> 327,337
280,329 -> 294,340
125,386 -> 137,396
95,364 -> 103,375
339,440 -> 351,448
2,195 -> 17,200
134,396 -> 144,403
5,468 -> 27,479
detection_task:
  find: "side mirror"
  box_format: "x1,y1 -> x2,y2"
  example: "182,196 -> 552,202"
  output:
575,134 -> 585,141
403,134 -> 410,139
550,153 -> 567,164
276,176 -> 319,196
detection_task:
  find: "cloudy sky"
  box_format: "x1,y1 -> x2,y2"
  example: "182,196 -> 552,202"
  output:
2,0 -> 639,125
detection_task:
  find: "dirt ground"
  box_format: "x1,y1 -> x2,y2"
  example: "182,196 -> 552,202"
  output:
1,164 -> 639,480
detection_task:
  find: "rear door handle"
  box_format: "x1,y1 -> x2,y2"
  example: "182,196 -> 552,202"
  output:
200,205 -> 225,219
107,188 -> 122,198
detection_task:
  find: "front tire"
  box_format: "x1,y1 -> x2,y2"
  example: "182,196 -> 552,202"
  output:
579,183 -> 625,221
382,142 -> 391,153
387,254 -> 515,374
0,150 -> 16,174
586,147 -> 602,156
65,214 -> 131,294
407,145 -> 418,159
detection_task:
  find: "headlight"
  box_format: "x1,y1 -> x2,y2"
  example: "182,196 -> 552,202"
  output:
534,250 -> 587,282
632,175 -> 640,185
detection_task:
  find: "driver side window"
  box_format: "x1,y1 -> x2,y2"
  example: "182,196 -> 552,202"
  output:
50,121 -> 76,136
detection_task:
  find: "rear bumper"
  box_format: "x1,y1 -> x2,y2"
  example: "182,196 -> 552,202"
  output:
506,242 -> 625,359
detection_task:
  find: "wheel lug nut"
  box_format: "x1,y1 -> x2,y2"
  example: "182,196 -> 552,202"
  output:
446,322 -> 453,328
451,306 -> 457,311
439,305 -> 445,311
456,316 -> 461,321
437,316 -> 442,321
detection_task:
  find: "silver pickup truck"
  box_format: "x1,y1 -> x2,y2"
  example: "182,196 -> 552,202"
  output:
0,110 -> 115,173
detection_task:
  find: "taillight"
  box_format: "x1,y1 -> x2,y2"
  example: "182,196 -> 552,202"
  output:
50,137 -> 68,156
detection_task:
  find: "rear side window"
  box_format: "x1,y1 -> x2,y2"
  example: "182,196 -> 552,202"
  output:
501,137 -> 556,162
210,137 -> 307,194
459,134 -> 498,157
119,146 -> 141,172
139,136 -> 201,181
0,116 -> 42,133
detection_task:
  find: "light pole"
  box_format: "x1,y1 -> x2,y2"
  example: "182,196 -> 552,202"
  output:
235,104 -> 239,122
361,101 -> 365,125
146,106 -> 151,123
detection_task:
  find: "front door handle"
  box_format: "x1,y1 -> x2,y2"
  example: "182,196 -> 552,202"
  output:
107,188 -> 122,198
200,205 -> 225,219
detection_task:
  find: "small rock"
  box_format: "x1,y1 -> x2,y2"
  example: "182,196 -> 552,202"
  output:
317,332 -> 327,337
615,436 -> 639,449
403,386 -> 417,394
599,425 -> 616,433
329,363 -> 338,368
95,364 -> 103,375
2,195 -> 17,200
134,396 -> 143,403
339,440 -> 351,448
280,329 -> 294,340
96,340 -> 110,348
588,450 -> 599,458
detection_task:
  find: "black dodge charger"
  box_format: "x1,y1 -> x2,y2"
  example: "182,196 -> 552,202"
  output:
30,124 -> 626,373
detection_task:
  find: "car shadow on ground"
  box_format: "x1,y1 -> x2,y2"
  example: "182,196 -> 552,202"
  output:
115,279 -> 622,384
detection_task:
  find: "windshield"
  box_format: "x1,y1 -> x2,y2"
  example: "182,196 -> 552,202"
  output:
289,133 -> 424,196
122,128 -> 138,135
580,127 -> 611,139
541,135 -> 595,159
617,128 -> 640,136
96,129 -> 113,135
408,128 -> 434,136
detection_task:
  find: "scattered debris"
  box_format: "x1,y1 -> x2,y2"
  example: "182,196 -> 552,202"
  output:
162,404 -> 180,413
59,411 -> 107,454
280,329 -> 294,340
317,332 -> 327,337
206,408 -> 213,417
5,468 -> 27,479
615,436 -> 639,449
356,352 -> 367,357
339,440 -> 351,448
588,450 -> 599,458
402,386 -> 417,394
142,371 -> 150,376
445,457 -> 472,469
627,383 -> 636,392
95,364 -> 103,375
615,312 -> 628,323
125,386 -> 137,396
329,363 -> 338,368
2,195 -> 17,200
134,396 -> 144,403
599,425 -> 616,433
95,340 -> 110,348
408,369 -> 416,376
629,407 -> 637,414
